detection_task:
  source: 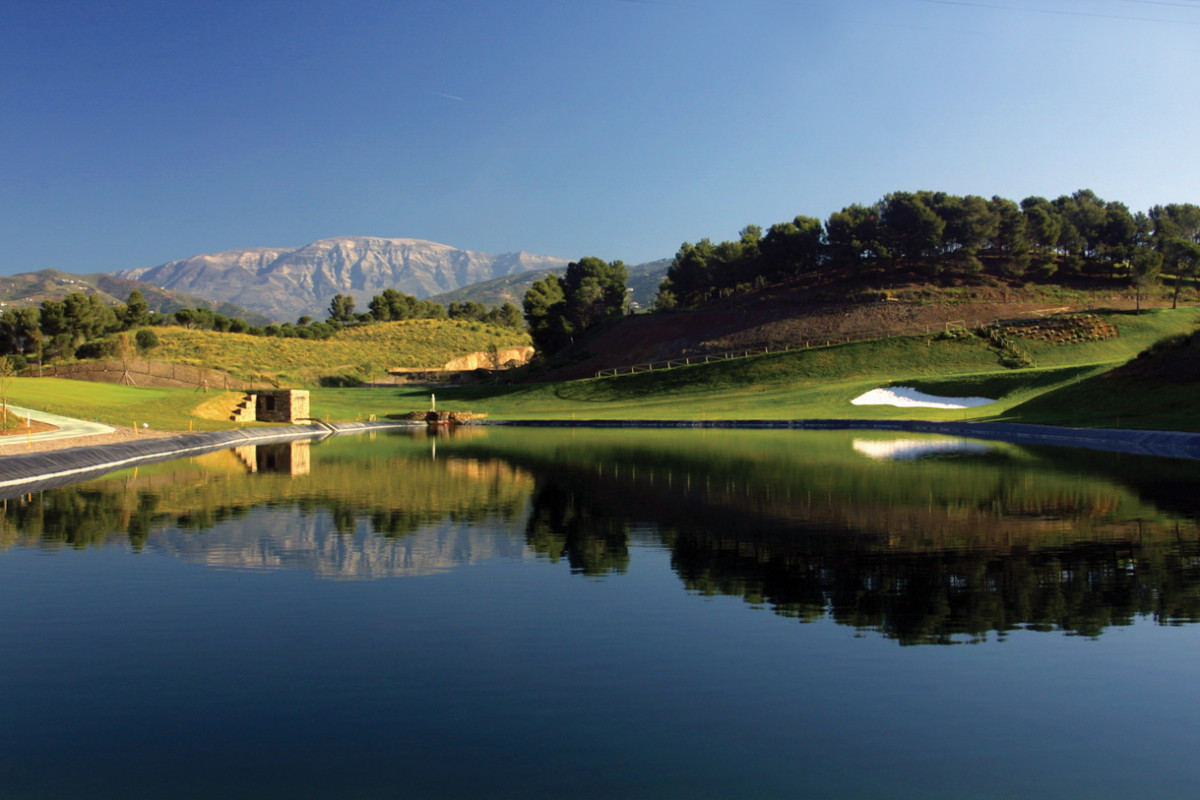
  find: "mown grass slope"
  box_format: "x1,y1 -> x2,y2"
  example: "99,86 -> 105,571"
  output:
4,379 -> 243,431
8,307 -> 1198,432
314,308 -> 1200,430
1003,323 -> 1200,430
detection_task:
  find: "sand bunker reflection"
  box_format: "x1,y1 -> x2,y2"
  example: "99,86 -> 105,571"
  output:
852,436 -> 993,460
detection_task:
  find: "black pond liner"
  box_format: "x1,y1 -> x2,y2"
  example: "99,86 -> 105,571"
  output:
2,418 -> 1197,501
0,421 -> 420,499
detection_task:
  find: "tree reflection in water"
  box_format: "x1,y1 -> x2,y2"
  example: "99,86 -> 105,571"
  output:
2,428 -> 1199,644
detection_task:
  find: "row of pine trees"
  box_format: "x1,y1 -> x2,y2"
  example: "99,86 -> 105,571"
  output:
656,190 -> 1200,309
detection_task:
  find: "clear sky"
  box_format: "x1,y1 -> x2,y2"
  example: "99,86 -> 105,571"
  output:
3,0 -> 1198,275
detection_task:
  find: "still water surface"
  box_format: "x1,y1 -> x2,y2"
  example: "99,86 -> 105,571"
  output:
2,428 -> 1199,799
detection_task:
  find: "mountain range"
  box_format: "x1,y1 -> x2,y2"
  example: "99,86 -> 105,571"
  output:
114,237 -> 573,321
0,269 -> 274,325
427,258 -> 671,310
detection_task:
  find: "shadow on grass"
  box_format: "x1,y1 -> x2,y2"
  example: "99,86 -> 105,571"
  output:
906,365 -> 1102,400
986,365 -> 1200,432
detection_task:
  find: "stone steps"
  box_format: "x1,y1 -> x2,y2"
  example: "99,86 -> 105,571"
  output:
229,392 -> 257,422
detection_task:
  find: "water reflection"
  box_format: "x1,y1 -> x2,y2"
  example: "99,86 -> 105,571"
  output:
852,436 -> 993,460
473,429 -> 1200,643
0,432 -> 534,579
151,508 -> 530,579
234,441 -> 311,475
3,427 -> 1199,643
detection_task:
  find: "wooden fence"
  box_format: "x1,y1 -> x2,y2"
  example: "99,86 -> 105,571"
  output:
593,308 -> 1068,379
29,359 -> 247,390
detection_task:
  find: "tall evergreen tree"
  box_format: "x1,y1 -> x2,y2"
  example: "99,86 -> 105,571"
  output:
122,289 -> 151,328
523,258 -> 627,356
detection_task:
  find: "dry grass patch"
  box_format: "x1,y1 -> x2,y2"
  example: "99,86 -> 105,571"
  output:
145,319 -> 531,386
0,410 -> 56,435
191,391 -> 249,421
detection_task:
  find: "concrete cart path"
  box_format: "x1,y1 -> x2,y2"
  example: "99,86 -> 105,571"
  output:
0,405 -> 116,446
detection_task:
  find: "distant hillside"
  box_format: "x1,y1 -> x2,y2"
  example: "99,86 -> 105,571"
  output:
428,259 -> 671,309
625,260 -> 672,308
427,268 -> 559,308
0,269 -> 272,325
114,237 -> 571,321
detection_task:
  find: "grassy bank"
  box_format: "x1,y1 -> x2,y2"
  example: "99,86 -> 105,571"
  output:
4,380 -> 245,431
309,309 -> 1199,430
8,307 -> 1199,433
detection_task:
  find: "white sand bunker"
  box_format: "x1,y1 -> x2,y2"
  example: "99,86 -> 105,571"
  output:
851,386 -> 995,409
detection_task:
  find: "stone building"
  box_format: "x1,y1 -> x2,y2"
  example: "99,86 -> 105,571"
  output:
255,389 -> 310,423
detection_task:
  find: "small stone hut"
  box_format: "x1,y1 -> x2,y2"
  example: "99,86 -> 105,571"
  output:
255,389 -> 310,423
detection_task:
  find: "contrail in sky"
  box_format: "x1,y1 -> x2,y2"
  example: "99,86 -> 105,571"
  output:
432,92 -> 464,101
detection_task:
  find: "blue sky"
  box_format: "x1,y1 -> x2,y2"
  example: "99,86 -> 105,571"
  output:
3,0 -> 1198,275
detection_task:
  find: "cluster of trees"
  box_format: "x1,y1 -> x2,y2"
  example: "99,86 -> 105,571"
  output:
0,289 -> 349,364
172,307 -> 343,339
522,257 -> 628,355
446,300 -> 524,328
325,289 -> 522,329
0,285 -> 527,365
0,290 -> 155,364
656,190 -> 1200,309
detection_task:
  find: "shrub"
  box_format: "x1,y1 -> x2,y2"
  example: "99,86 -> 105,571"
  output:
75,339 -> 118,360
135,328 -> 160,351
319,371 -> 366,388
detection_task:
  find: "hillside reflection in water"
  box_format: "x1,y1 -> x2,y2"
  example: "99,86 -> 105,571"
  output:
5,426 -> 1199,644
6,426 -> 1200,800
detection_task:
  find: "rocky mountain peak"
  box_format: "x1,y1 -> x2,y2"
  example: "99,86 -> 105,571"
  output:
113,237 -> 571,321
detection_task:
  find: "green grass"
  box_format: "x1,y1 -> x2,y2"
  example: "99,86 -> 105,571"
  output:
1000,374 -> 1200,431
308,365 -> 1094,424
4,379 -> 246,431
311,308 -> 1200,430
10,307 -> 1200,433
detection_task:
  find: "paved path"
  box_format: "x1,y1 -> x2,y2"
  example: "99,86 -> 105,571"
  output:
0,405 -> 115,446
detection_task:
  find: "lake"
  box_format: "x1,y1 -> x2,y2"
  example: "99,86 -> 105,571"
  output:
2,427 -> 1199,799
